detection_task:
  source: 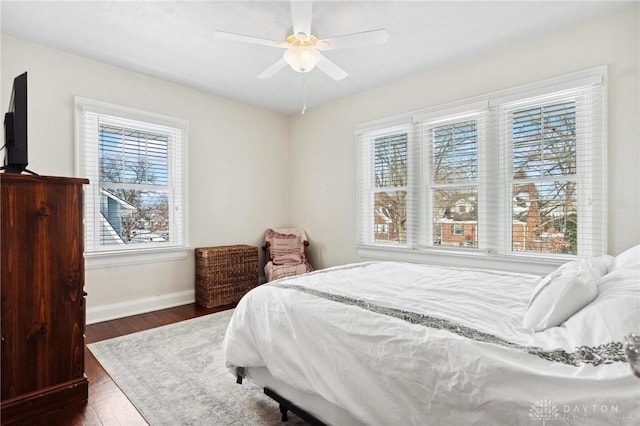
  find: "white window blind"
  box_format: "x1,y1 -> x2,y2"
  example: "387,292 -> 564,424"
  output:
356,67 -> 606,261
422,113 -> 485,249
496,84 -> 606,257
75,98 -> 187,254
356,124 -> 414,247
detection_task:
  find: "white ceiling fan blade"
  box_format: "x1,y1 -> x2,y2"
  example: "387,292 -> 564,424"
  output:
214,30 -> 285,48
258,57 -> 288,79
290,1 -> 313,39
317,29 -> 389,51
316,54 -> 348,81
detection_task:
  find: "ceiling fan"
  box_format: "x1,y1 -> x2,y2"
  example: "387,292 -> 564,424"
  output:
214,1 -> 389,81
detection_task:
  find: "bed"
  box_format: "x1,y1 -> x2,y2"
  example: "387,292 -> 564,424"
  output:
223,246 -> 640,425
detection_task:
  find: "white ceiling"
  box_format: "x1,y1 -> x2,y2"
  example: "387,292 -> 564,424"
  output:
1,1 -> 632,115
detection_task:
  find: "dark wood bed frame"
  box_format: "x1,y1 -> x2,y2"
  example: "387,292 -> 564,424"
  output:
264,387 -> 328,426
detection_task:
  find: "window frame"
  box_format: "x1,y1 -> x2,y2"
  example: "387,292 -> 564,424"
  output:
497,88 -> 603,260
451,224 -> 465,236
355,67 -> 606,274
75,97 -> 189,268
422,112 -> 485,250
356,121 -> 414,249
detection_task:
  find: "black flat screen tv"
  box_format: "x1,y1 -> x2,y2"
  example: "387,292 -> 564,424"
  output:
3,72 -> 28,173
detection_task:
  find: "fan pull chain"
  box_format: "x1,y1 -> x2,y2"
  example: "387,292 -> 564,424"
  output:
301,75 -> 308,115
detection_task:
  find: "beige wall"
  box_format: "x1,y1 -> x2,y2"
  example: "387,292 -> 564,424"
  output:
1,35 -> 290,320
289,5 -> 640,268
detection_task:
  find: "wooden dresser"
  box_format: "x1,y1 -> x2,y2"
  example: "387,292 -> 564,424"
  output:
0,174 -> 89,424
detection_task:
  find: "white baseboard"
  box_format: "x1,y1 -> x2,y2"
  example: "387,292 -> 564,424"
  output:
86,289 -> 195,325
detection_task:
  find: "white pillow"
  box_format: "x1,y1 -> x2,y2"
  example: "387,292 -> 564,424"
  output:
565,264 -> 640,344
523,276 -> 598,332
523,256 -> 611,331
526,256 -> 609,308
610,244 -> 640,271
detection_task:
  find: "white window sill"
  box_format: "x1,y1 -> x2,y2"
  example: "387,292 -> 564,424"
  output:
357,244 -> 568,275
85,246 -> 191,269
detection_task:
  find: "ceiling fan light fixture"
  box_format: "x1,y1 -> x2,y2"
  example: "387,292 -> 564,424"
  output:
284,46 -> 321,73
217,1 -> 387,81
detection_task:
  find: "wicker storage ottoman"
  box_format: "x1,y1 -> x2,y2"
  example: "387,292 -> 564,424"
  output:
195,245 -> 259,308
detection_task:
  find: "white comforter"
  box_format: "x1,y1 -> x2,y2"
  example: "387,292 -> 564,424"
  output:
223,262 -> 640,425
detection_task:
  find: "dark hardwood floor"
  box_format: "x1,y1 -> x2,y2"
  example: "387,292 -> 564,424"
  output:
8,303 -> 233,426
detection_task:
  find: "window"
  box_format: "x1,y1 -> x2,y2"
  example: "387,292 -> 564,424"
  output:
506,100 -> 578,254
356,67 -> 606,263
425,117 -> 480,248
357,127 -> 411,246
76,98 -> 187,255
451,224 -> 465,236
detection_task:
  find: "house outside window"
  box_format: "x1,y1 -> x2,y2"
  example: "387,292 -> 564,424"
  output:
356,67 -> 606,264
75,98 -> 187,257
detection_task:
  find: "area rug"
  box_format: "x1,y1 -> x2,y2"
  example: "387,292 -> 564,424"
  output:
88,309 -> 306,425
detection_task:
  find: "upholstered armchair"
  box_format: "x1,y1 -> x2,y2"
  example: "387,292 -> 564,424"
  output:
263,228 -> 313,282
